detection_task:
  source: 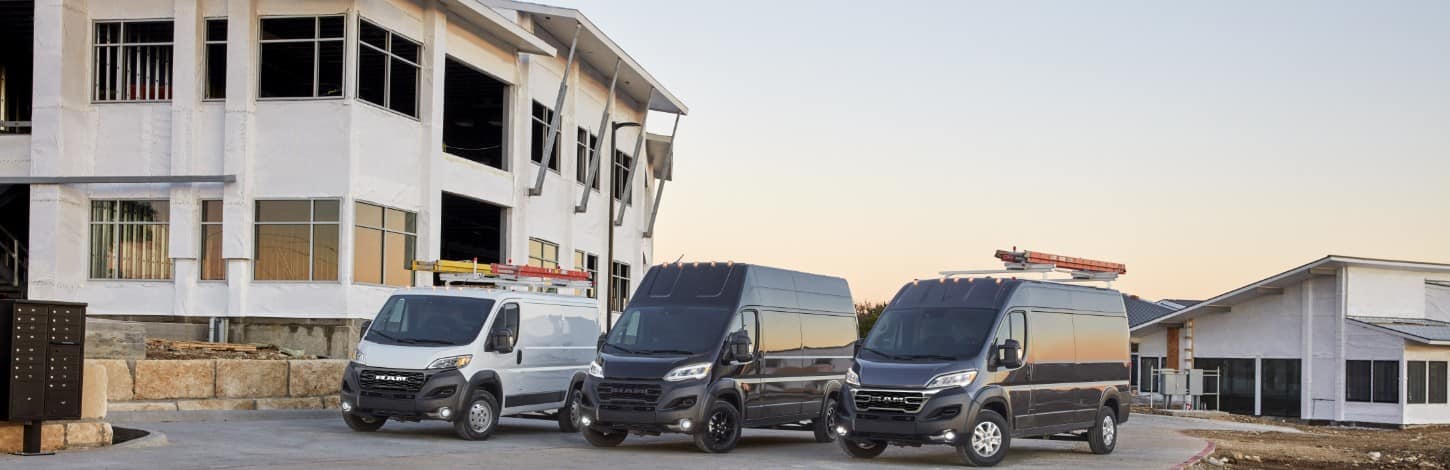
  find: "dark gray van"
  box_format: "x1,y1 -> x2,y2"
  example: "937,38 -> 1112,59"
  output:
578,262 -> 857,453
836,278 -> 1130,466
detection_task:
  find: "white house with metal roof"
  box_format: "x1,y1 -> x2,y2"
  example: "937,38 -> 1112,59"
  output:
0,0 -> 686,357
1132,256 -> 1450,426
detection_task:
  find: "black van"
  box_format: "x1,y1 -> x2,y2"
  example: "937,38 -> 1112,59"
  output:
577,262 -> 858,453
836,278 -> 1130,466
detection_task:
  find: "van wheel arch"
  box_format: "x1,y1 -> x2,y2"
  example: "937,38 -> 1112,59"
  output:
466,370 -> 503,410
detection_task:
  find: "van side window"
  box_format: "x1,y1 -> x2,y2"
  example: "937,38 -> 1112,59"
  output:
802,314 -> 856,356
759,311 -> 802,356
487,303 -> 520,351
995,311 -> 1027,361
736,310 -> 759,351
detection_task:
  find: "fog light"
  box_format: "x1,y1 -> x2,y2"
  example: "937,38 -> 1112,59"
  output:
340,401 -> 353,412
438,407 -> 453,419
581,416 -> 593,427
835,424 -> 849,437
942,430 -> 957,442
679,419 -> 693,431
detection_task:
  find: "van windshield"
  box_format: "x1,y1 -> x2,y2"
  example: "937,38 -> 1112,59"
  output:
603,306 -> 733,356
364,295 -> 497,346
860,307 -> 998,361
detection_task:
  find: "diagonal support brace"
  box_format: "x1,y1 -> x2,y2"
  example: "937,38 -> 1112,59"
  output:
576,59 -> 621,213
643,179 -> 666,238
529,23 -> 581,197
613,89 -> 654,226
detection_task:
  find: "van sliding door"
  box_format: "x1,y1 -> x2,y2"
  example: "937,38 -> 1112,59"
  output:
757,310 -> 805,419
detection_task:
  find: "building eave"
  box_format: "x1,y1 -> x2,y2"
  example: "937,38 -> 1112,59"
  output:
451,0 -> 557,56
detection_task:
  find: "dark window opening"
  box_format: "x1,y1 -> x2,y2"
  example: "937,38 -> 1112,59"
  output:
442,58 -> 507,169
612,150 -> 632,203
356,19 -> 420,117
1195,358 -> 1256,414
609,261 -> 630,313
1431,362 -> 1448,404
438,192 -> 503,285
530,101 -> 560,171
1410,361 -> 1427,404
1410,361 -> 1448,405
259,16 -> 344,98
576,127 -> 599,189
92,21 -> 175,101
1260,359 -> 1301,418
204,19 -> 226,99
1347,360 -> 1400,403
0,0 -> 33,133
1346,360 -> 1373,402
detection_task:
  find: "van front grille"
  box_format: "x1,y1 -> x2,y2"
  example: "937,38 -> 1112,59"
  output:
359,369 -> 427,393
852,389 -> 927,413
596,381 -> 662,410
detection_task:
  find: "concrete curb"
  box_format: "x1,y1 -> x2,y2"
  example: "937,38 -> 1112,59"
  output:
1172,439 -> 1216,470
110,427 -> 169,450
112,409 -> 338,424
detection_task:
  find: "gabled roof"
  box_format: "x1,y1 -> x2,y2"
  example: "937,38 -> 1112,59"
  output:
1132,255 -> 1450,332
1160,299 -> 1202,309
1124,295 -> 1181,328
482,0 -> 689,115
1349,316 -> 1450,345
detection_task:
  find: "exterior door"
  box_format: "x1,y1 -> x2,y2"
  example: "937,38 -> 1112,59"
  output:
994,311 -> 1033,430
486,302 -> 526,408
1027,311 -> 1078,429
732,310 -> 766,421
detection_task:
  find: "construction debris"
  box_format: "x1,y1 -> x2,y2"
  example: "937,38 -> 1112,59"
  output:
145,339 -> 317,360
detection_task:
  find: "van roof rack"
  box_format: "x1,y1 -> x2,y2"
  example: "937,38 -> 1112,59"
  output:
411,259 -> 594,294
939,249 -> 1124,286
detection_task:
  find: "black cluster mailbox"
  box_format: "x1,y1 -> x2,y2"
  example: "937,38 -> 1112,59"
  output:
1,300 -> 86,455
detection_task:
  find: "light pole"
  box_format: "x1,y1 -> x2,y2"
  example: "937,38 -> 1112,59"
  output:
605,122 -> 640,331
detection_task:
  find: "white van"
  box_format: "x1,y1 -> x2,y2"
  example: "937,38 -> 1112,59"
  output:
340,288 -> 600,440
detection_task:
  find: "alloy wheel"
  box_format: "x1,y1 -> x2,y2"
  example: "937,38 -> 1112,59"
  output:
971,420 -> 1002,457
1101,415 -> 1115,446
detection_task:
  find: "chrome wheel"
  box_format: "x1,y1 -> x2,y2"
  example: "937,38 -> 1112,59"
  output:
569,393 -> 583,429
469,401 -> 493,433
1101,415 -> 1115,446
971,420 -> 1003,457
707,408 -> 735,444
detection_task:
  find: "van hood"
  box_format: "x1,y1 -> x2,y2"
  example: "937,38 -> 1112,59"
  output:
355,340 -> 469,370
598,352 -> 711,380
854,357 -> 974,389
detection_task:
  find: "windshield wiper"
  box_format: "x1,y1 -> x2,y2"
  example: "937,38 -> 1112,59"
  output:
368,330 -> 401,342
861,347 -> 909,361
396,338 -> 455,345
638,349 -> 696,356
900,354 -> 957,361
603,343 -> 640,354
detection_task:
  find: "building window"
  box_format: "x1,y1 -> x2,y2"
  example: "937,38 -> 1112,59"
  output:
574,250 -> 598,298
1347,360 -> 1399,403
204,19 -> 226,99
353,202 -> 416,287
1409,361 -> 1449,405
93,21 -> 175,101
528,238 -> 559,269
200,200 -> 225,280
609,261 -> 630,313
575,127 -> 599,189
612,150 -> 631,203
259,16 -> 344,98
254,200 -> 339,281
89,200 -> 171,279
530,101 -> 560,171
357,19 -> 419,117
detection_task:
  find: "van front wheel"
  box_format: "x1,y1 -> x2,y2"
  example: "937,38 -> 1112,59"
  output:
582,426 -> 627,447
558,387 -> 583,432
812,396 -> 840,443
1087,406 -> 1118,455
453,390 -> 500,441
693,400 -> 742,453
838,438 -> 887,458
956,409 -> 1009,467
343,412 -> 385,432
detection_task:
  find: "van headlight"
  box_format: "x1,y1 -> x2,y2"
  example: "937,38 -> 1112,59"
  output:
426,355 -> 473,370
845,368 -> 860,386
663,362 -> 712,382
587,360 -> 604,378
925,369 -> 978,389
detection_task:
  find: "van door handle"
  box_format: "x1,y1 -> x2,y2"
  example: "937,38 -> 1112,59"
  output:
516,349 -> 522,365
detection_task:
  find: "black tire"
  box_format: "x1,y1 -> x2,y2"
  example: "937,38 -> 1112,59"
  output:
693,400 -> 742,453
582,425 -> 628,447
956,409 -> 1010,467
1087,406 -> 1118,455
342,412 -> 385,432
838,438 -> 888,459
453,390 -> 500,441
812,396 -> 840,443
558,386 -> 583,433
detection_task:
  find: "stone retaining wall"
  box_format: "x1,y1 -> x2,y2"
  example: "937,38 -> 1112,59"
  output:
0,421 -> 113,453
99,359 -> 347,412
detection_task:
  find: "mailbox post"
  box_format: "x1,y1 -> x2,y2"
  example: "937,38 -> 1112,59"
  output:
1,300 -> 87,455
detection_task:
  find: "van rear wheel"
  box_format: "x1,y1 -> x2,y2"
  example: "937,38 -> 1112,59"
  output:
838,438 -> 887,458
1087,406 -> 1118,455
343,412 -> 385,432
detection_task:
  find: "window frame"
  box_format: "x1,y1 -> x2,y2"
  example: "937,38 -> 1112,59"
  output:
612,149 -> 632,204
1346,359 -> 1401,404
530,101 -> 561,172
352,200 -> 417,287
573,250 -> 599,298
91,19 -> 177,103
199,199 -> 225,281
527,238 -> 560,270
1409,360 -> 1449,405
252,198 -> 341,282
575,127 -> 599,190
203,18 -> 227,101
355,17 -> 421,118
609,261 -> 631,313
256,15 -> 347,100
486,302 -> 520,352
88,199 -> 173,280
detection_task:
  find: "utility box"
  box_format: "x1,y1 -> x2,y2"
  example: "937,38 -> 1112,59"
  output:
1161,368 -> 1188,395
1,300 -> 87,422
1188,368 -> 1206,396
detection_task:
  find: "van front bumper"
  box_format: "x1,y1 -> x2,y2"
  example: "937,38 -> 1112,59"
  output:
835,384 -> 972,445
341,362 -> 466,422
579,376 -> 708,434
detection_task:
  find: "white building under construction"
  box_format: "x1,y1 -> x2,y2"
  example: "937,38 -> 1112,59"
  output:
0,0 -> 687,357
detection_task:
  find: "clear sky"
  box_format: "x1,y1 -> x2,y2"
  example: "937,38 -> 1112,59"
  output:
559,0 -> 1450,303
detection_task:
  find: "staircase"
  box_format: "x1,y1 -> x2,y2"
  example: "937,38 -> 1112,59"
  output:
0,224 -> 26,300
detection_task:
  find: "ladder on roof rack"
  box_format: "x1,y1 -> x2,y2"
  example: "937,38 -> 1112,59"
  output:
939,249 -> 1125,286
411,259 -> 594,293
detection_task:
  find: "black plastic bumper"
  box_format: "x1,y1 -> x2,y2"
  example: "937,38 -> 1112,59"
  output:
579,376 -> 708,434
341,363 -> 466,421
836,384 -> 971,445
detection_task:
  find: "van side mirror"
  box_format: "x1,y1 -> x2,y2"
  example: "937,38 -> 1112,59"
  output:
597,332 -> 608,351
998,339 -> 1023,369
853,341 -> 862,356
359,320 -> 372,335
489,328 -> 516,353
727,332 -> 753,363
